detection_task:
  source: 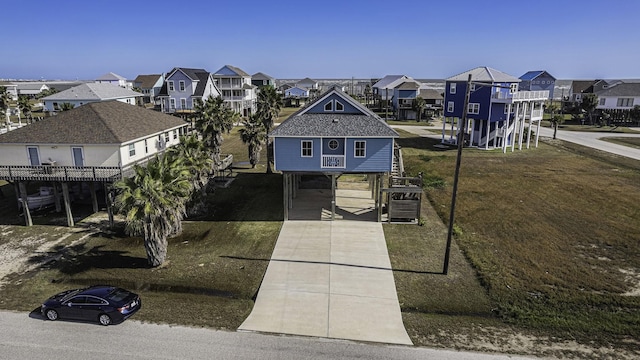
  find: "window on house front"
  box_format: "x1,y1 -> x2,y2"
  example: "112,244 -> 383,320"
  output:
468,103 -> 480,114
354,141 -> 366,158
144,139 -> 148,154
335,101 -> 344,111
179,81 -> 185,92
180,98 -> 187,109
469,83 -> 476,92
27,146 -> 40,166
173,130 -> 178,140
450,83 -> 456,94
328,139 -> 339,150
510,83 -> 518,93
617,98 -> 634,107
599,98 -> 606,106
128,144 -> 136,157
324,101 -> 333,111
301,140 -> 313,157
170,98 -> 176,109
168,81 -> 175,91
447,101 -> 454,113
164,132 -> 170,143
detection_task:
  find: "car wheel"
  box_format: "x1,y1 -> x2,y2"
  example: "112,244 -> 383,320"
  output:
45,309 -> 58,321
98,314 -> 112,326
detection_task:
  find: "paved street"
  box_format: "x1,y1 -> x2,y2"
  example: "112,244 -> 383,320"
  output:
0,311 -> 540,360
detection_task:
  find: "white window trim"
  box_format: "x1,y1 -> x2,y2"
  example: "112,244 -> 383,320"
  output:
180,98 -> 187,109
468,103 -> 480,115
168,81 -> 175,92
447,101 -> 454,113
71,146 -> 84,167
324,101 -> 333,111
335,100 -> 344,112
354,140 -> 366,158
144,139 -> 148,154
450,83 -> 456,94
128,143 -> 136,157
26,146 -> 40,166
169,98 -> 176,109
469,83 -> 476,92
328,139 -> 339,150
301,140 -> 313,157
179,80 -> 185,92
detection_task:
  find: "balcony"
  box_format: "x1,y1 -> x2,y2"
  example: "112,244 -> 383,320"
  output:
0,165 -> 125,182
322,155 -> 345,169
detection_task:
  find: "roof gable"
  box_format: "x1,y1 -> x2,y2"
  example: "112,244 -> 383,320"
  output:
373,75 -> 409,89
96,72 -> 126,81
214,65 -> 250,77
596,82 -> 640,97
270,87 -> 397,138
520,70 -> 556,81
252,72 -> 274,80
447,67 -> 520,83
0,101 -> 186,145
167,67 -> 207,81
133,74 -> 163,89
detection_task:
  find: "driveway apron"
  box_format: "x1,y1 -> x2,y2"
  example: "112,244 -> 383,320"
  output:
239,189 -> 412,345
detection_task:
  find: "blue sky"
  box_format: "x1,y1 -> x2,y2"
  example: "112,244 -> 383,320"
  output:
2,0 -> 639,80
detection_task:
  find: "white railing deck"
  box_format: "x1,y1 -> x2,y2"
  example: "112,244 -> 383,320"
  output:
322,155 -> 345,169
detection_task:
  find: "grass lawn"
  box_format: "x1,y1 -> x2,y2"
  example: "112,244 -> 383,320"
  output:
393,129 -> 640,352
1,124 -> 639,357
601,136 -> 640,150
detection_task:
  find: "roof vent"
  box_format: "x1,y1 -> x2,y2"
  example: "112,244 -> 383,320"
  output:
332,119 -> 339,123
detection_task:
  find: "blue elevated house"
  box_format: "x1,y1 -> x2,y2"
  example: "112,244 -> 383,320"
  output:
519,70 -> 556,99
270,86 -> 399,221
443,66 -> 549,152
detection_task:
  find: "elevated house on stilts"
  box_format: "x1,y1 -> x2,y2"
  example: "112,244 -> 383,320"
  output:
0,101 -> 189,227
442,67 -> 549,152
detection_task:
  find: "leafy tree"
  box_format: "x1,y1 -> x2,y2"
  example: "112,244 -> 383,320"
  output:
545,102 -> 563,139
256,85 -> 282,173
194,96 -> 237,169
239,114 -> 267,168
37,88 -> 58,99
412,96 -> 426,122
580,93 -> 598,125
17,95 -> 33,123
114,154 -> 193,267
630,105 -> 640,126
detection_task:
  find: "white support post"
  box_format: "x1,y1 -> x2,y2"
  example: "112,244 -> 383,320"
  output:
450,117 -> 455,143
470,119 -> 475,147
526,101 -> 534,149
441,117 -> 446,143
503,103 -> 511,153
485,118 -> 490,150
519,102 -> 527,151
535,101 -> 542,147
512,102 -> 520,152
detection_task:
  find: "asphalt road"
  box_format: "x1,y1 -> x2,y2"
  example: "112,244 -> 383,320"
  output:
0,310 -> 538,360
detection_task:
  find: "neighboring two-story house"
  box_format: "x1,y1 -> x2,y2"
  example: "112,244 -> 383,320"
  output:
41,83 -> 142,112
519,71 -> 556,99
157,67 -> 221,113
270,86 -> 398,221
392,79 -> 421,120
95,72 -> 131,89
443,66 -> 548,152
594,81 -> 640,110
213,65 -> 256,116
133,74 -> 165,106
251,72 -> 276,88
0,100 -> 188,226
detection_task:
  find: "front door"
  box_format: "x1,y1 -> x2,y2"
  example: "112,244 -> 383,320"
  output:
72,147 -> 84,167
27,146 -> 40,166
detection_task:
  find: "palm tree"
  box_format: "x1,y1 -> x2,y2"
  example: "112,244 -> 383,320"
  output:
256,85 -> 283,173
0,86 -> 12,125
114,154 -> 193,267
239,114 -> 267,168
59,102 -> 75,111
167,134 -> 213,215
412,96 -> 426,122
17,96 -> 33,124
194,96 -> 237,170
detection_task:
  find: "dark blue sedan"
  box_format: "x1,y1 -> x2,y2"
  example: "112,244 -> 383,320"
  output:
41,286 -> 141,326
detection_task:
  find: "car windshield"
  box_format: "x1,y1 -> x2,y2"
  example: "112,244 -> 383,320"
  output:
106,288 -> 131,302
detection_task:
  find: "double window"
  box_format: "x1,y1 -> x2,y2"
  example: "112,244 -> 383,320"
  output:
617,98 -> 634,107
467,103 -> 480,115
323,100 -> 344,112
128,144 -> 136,157
301,140 -> 313,157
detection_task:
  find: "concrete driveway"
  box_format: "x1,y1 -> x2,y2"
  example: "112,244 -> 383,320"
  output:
239,188 -> 412,345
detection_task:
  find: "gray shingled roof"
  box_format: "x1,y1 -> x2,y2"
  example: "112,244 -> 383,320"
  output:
447,67 -> 520,83
252,72 -> 274,80
372,75 -> 407,89
193,72 -> 211,96
134,74 -> 162,89
215,65 -> 250,77
270,114 -> 398,137
596,82 -> 640,97
0,101 -> 186,144
42,83 -> 142,101
96,72 -> 127,81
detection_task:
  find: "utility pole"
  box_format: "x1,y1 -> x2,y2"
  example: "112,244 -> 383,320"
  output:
443,74 -> 472,275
